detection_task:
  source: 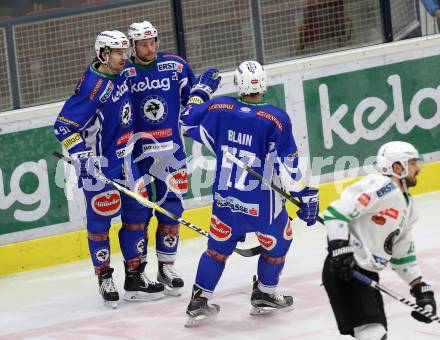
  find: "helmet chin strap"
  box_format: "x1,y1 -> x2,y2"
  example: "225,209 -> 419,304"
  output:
400,177 -> 409,194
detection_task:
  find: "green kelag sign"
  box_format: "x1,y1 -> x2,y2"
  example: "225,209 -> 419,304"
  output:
0,126 -> 69,234
304,55 -> 440,175
183,84 -> 286,200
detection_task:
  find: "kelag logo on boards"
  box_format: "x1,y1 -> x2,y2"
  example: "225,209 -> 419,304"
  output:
303,55 -> 440,175
0,127 -> 69,235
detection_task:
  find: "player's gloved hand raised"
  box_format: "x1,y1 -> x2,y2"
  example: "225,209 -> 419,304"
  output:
328,239 -> 354,282
190,68 -> 221,102
410,281 -> 436,323
71,150 -> 94,188
291,187 -> 319,226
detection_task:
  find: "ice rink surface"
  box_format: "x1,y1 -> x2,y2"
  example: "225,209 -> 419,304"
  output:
1,192 -> 440,340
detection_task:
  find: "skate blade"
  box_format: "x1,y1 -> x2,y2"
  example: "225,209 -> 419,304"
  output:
103,300 -> 118,309
123,290 -> 164,302
250,305 -> 294,316
164,285 -> 182,297
184,312 -> 219,328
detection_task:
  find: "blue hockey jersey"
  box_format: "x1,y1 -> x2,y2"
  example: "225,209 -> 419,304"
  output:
54,63 -> 134,174
125,52 -> 196,155
180,96 -> 300,228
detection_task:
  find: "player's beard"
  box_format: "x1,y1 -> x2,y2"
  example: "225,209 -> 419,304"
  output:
137,53 -> 155,64
404,175 -> 417,187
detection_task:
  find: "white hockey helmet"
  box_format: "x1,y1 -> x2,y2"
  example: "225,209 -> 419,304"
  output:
376,141 -> 420,178
128,21 -> 158,42
94,30 -> 129,63
234,61 -> 267,96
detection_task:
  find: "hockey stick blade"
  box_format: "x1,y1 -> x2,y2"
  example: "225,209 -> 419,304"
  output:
225,151 -> 324,225
353,270 -> 440,324
52,151 -> 261,257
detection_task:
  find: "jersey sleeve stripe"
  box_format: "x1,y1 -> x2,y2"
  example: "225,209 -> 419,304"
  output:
324,206 -> 350,223
390,255 -> 417,265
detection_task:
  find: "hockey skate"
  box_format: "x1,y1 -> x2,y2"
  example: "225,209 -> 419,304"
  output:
250,276 -> 294,316
157,262 -> 184,296
185,285 -> 220,327
98,267 -> 119,309
123,262 -> 165,302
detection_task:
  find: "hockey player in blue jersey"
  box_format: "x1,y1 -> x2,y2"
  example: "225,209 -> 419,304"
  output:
54,30 -> 164,308
180,61 -> 320,325
126,21 -> 205,295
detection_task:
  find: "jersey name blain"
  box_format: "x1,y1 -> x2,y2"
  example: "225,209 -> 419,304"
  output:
227,130 -> 253,147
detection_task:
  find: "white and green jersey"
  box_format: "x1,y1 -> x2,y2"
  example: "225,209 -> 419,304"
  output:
324,174 -> 421,284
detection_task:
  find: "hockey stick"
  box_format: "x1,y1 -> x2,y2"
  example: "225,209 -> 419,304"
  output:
224,151 -> 324,225
352,270 -> 440,324
53,151 -> 261,257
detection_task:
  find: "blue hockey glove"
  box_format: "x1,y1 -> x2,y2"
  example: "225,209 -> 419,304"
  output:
410,282 -> 436,323
190,68 -> 221,102
291,187 -> 319,226
71,150 -> 94,187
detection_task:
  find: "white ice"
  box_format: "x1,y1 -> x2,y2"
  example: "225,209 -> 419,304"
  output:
1,192 -> 440,340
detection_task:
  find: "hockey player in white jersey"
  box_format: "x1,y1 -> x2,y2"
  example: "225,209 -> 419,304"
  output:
322,141 -> 436,339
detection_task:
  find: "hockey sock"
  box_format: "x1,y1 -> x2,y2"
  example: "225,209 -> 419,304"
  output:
87,230 -> 111,274
257,253 -> 286,288
118,222 -> 145,270
195,249 -> 228,292
156,223 -> 179,262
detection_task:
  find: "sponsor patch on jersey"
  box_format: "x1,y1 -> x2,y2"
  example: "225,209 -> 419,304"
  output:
376,182 -> 396,198
283,219 -> 293,240
357,193 -> 371,207
116,143 -> 134,158
57,115 -> 80,127
141,95 -> 168,124
371,215 -> 386,225
88,78 -> 103,101
131,77 -> 171,92
384,229 -> 401,255
209,215 -> 232,241
119,99 -> 133,127
142,140 -> 174,153
380,208 -> 399,219
112,78 -> 130,102
61,133 -> 82,150
75,74 -> 86,95
240,106 -> 251,112
256,232 -> 276,251
157,61 -> 183,73
91,190 -> 121,216
208,103 -> 235,111
124,67 -> 137,78
116,132 -> 133,146
256,110 -> 283,131
94,247 -> 110,263
372,254 -> 388,266
188,96 -> 204,105
214,193 -> 259,217
99,80 -> 113,103
140,128 -> 173,140
166,169 -> 188,194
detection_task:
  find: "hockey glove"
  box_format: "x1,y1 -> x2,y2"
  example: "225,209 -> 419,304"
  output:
328,239 -> 354,282
291,187 -> 319,226
410,281 -> 436,323
190,68 -> 221,102
71,150 -> 94,188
